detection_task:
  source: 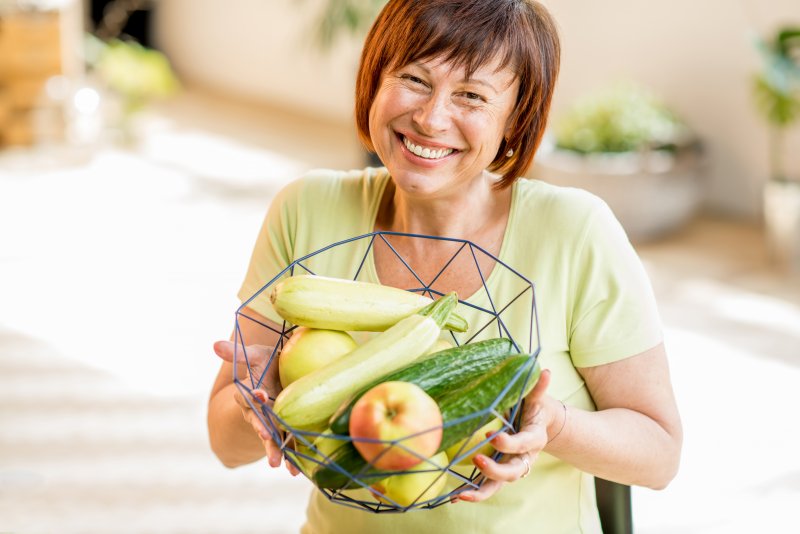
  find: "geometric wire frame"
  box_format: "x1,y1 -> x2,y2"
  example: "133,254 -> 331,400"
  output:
233,231 -> 540,512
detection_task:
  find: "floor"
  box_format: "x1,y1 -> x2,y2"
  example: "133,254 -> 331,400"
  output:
1,87 -> 799,533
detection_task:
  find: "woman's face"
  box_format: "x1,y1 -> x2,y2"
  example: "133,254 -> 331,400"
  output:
368,55 -> 520,199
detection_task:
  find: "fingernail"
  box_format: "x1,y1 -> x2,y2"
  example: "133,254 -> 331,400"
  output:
460,494 -> 474,502
474,455 -> 487,468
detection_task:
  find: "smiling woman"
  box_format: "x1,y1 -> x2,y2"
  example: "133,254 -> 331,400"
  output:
366,56 -> 519,199
208,1 -> 682,533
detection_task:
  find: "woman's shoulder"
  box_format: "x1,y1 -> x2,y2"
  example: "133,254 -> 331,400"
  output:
286,167 -> 389,200
515,178 -> 605,210
513,178 -> 612,229
268,167 -> 389,237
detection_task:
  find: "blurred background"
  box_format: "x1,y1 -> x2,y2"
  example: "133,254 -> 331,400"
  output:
1,0 -> 799,532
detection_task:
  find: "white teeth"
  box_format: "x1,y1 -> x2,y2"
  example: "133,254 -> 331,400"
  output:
403,136 -> 454,160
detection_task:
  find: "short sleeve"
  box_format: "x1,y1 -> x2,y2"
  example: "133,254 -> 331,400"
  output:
236,178 -> 303,324
568,199 -> 663,367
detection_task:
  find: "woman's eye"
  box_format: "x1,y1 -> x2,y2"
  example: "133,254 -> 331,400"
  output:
401,74 -> 426,85
461,91 -> 486,104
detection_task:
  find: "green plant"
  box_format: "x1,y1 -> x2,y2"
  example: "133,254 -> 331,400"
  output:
553,82 -> 690,154
94,38 -> 180,116
313,0 -> 386,47
752,27 -> 800,182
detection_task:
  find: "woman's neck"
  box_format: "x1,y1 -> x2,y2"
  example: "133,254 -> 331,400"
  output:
376,172 -> 512,241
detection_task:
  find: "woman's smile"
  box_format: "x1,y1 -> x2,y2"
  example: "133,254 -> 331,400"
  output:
397,132 -> 458,164
368,55 -> 519,196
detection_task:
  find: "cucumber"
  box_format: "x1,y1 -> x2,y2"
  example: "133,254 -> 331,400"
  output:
312,354 -> 540,490
328,338 -> 515,435
437,355 -> 540,451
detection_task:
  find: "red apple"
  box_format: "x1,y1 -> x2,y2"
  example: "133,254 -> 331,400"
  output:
349,381 -> 443,471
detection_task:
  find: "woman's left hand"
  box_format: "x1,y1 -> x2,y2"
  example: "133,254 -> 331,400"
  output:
456,369 -> 554,502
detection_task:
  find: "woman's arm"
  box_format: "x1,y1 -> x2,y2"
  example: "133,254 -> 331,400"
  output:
550,342 -> 682,489
208,307 -> 285,468
458,342 -> 682,501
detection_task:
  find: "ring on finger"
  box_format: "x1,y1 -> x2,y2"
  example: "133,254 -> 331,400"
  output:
520,456 -> 531,479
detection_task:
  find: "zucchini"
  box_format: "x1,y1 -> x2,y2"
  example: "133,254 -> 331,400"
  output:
328,338 -> 515,435
269,275 -> 468,332
312,354 -> 540,490
272,292 -> 458,431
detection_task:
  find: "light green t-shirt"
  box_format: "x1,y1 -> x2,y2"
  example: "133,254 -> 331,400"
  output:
238,167 -> 663,534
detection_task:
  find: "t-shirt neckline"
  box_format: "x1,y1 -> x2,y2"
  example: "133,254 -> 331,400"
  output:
363,170 -> 520,306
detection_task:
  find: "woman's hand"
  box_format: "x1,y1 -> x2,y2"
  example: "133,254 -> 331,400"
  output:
456,369 -> 556,502
213,340 -> 300,475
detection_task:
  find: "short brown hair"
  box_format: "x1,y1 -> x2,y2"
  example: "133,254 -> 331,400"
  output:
355,0 -> 561,189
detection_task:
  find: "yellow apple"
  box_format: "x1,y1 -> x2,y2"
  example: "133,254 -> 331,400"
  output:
445,417 -> 505,465
291,428 -> 346,476
278,327 -> 357,388
372,451 -> 449,507
291,428 -> 347,475
349,381 -> 443,471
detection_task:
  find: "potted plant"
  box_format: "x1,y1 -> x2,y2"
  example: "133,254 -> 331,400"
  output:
753,26 -> 800,270
530,82 -> 704,242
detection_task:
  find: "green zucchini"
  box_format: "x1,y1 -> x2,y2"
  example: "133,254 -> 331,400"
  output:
328,338 -> 515,435
273,292 -> 458,431
312,354 -> 540,490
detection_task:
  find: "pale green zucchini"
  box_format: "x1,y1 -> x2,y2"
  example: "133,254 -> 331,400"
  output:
272,292 -> 458,431
269,275 -> 467,332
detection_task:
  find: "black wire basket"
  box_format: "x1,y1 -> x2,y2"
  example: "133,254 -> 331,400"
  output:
233,231 -> 540,512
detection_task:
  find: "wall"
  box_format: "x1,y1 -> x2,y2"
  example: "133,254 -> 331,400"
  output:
153,0 -> 800,219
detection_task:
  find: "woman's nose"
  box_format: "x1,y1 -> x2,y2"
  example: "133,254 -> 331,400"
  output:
412,94 -> 451,134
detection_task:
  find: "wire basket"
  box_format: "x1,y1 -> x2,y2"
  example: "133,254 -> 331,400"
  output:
233,231 -> 540,512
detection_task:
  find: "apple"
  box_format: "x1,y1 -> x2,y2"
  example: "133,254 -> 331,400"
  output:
371,451 -> 449,507
349,381 -> 443,471
278,327 -> 357,388
445,417 -> 505,465
291,428 -> 346,476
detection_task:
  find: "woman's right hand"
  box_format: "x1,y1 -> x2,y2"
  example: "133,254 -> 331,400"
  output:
213,340 -> 288,469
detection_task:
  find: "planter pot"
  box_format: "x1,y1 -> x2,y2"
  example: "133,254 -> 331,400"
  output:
764,180 -> 800,271
529,144 -> 704,243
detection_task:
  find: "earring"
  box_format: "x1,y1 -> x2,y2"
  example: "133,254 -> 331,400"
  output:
506,148 -> 514,157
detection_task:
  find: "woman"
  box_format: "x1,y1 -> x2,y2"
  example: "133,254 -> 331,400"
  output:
209,1 -> 683,532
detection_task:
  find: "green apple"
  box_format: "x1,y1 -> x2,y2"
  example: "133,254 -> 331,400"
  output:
278,327 -> 357,388
372,451 -> 449,507
445,417 -> 505,465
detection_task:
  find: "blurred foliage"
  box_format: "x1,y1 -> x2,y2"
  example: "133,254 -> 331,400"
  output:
314,0 -> 385,48
752,27 -> 800,181
553,82 -> 690,154
752,28 -> 800,127
87,35 -> 180,115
